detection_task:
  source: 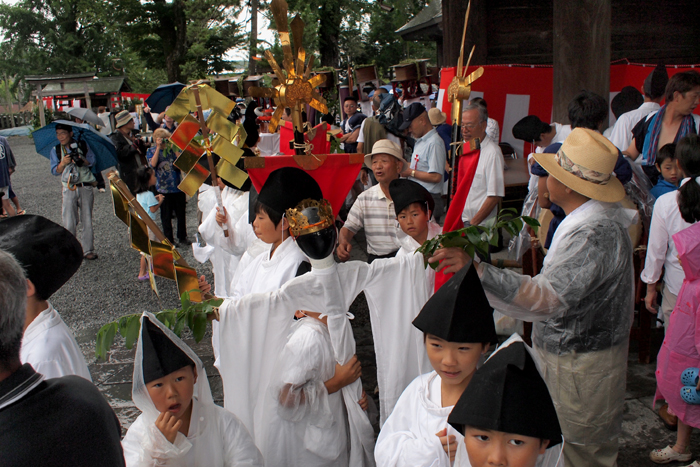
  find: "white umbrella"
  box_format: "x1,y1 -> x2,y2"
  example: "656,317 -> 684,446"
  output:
64,107 -> 104,127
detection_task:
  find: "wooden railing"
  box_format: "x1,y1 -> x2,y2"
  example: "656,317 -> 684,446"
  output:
0,111 -> 33,129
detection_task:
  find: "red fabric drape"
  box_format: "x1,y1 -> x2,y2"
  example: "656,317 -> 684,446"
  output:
434,147 -> 481,291
246,154 -> 362,218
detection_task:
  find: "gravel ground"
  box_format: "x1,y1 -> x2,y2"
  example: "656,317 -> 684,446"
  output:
4,134 -> 693,464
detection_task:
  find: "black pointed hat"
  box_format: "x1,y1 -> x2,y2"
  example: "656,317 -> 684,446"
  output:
389,178 -> 435,216
448,340 -> 562,446
412,264 -> 497,344
257,167 -> 323,215
0,215 -> 83,300
512,115 -> 551,143
141,315 -> 194,384
644,64 -> 669,100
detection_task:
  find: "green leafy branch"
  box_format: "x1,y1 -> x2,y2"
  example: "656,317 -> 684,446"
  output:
95,291 -> 223,361
416,208 -> 540,269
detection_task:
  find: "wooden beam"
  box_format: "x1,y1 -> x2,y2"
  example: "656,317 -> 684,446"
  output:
83,81 -> 92,109
552,0 -> 611,122
441,0 -> 487,67
36,83 -> 45,128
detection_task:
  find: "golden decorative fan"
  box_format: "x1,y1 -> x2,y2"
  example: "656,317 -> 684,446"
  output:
248,0 -> 328,138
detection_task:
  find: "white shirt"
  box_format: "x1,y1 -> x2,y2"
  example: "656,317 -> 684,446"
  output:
461,135 -> 505,225
375,371 -> 464,467
608,102 -> 661,153
21,303 -> 91,381
641,180 -> 695,295
344,184 -> 405,256
357,117 -> 401,147
98,112 -> 112,135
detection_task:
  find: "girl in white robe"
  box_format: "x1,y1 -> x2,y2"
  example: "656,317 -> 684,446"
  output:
375,264 -> 498,467
122,312 -> 263,467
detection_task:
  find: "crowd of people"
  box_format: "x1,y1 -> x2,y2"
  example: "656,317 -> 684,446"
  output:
0,66 -> 699,467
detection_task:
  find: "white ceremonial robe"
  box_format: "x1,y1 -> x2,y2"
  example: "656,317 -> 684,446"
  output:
262,318 -> 349,467
375,371 -> 464,467
20,303 -> 91,381
122,399 -> 263,467
218,236 -> 308,445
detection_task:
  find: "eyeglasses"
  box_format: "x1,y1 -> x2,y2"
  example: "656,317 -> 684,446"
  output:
461,122 -> 481,129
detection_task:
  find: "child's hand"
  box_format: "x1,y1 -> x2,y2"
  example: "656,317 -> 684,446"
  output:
215,206 -> 227,227
325,355 -> 361,393
155,411 -> 182,444
197,275 -> 212,294
156,194 -> 164,203
358,389 -> 368,411
436,428 -> 457,462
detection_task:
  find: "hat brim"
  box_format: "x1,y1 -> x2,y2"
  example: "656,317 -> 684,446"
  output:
364,151 -> 409,172
532,152 -> 626,203
115,116 -> 134,128
429,113 -> 446,126
398,119 -> 412,131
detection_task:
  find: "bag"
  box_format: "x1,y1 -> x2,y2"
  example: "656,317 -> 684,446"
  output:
61,163 -> 80,187
378,93 -> 404,138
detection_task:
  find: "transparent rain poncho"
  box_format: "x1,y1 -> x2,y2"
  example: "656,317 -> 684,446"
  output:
121,312 -> 263,467
261,317 -> 349,467
478,200 -> 637,445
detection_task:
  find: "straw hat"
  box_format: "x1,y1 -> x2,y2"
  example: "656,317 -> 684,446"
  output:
428,107 -> 447,126
364,139 -> 408,171
532,128 -> 625,203
115,110 -> 134,128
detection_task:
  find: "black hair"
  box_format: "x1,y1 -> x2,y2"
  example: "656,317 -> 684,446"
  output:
568,90 -> 608,130
55,123 -> 73,133
676,134 -> 700,223
470,97 -> 488,109
656,143 -> 677,167
343,96 -> 358,104
254,200 -> 283,227
135,166 -> 154,195
665,70 -> 700,103
400,201 -> 429,215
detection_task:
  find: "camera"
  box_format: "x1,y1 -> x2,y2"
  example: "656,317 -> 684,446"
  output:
67,143 -> 85,167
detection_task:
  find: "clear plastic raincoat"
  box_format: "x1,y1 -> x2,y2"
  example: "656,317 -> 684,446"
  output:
478,200 -> 636,446
121,312 -> 263,467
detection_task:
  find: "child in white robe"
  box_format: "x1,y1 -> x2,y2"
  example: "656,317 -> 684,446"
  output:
262,310 -> 368,467
121,312 -> 263,467
448,335 -> 564,467
375,264 -> 498,467
211,167 -> 322,445
0,215 -> 91,381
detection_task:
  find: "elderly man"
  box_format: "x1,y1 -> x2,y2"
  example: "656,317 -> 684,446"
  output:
399,102 -> 447,222
459,103 -> 505,227
431,128 -> 636,467
111,109 -> 148,193
0,250 -> 125,466
624,70 -> 700,183
337,139 -> 408,263
49,123 -> 98,260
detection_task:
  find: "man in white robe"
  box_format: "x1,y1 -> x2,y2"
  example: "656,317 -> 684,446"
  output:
0,215 -> 91,380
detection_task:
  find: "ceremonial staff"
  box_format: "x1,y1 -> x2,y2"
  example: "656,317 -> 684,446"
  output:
446,1 -> 484,208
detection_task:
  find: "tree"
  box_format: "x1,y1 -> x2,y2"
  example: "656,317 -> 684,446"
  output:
114,0 -> 247,83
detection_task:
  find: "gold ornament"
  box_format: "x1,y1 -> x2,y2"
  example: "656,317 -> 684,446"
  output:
286,198 -> 334,237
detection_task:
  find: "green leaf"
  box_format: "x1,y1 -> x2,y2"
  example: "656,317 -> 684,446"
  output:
118,316 -> 130,338
124,316 -> 141,350
522,216 -> 541,231
95,322 -> 117,361
173,313 -> 187,337
465,244 -> 475,259
489,231 -> 500,247
180,289 -> 192,311
482,215 -> 497,231
192,313 -> 208,343
187,309 -> 196,330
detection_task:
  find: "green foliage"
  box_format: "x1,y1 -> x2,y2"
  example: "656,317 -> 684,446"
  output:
94,290 -> 224,360
32,105 -> 54,129
416,208 -> 540,269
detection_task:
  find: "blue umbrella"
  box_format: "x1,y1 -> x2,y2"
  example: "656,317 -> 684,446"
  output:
32,120 -> 119,172
145,82 -> 186,114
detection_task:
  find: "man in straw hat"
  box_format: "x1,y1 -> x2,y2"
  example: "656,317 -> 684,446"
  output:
338,139 -> 409,263
429,128 -> 638,467
111,109 -> 148,193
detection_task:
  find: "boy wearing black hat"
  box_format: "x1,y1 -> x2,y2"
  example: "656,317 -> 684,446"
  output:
122,313 -> 263,466
0,215 -> 91,380
375,265 -> 497,467
448,335 -> 563,467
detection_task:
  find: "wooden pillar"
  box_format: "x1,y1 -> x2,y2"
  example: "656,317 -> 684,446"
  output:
36,83 -> 45,128
441,0 -> 487,67
552,0 -> 611,122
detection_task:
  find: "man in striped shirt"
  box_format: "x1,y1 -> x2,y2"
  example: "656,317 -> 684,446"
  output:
337,139 -> 408,263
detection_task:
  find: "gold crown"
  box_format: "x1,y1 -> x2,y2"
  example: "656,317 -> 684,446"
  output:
286,199 -> 334,237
